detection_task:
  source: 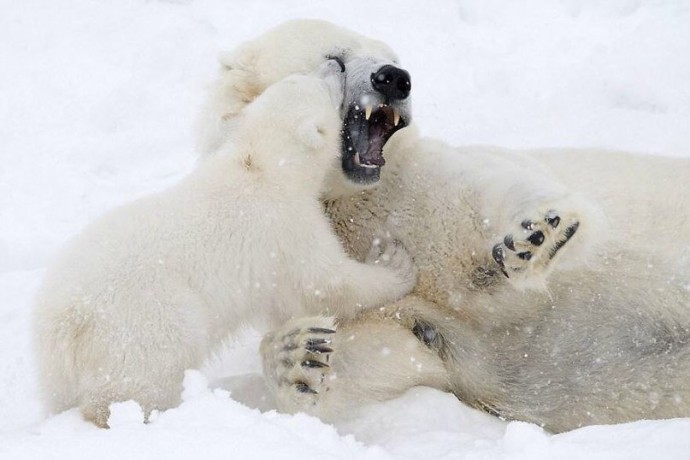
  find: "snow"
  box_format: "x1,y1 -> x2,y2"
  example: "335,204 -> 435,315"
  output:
1,0 -> 689,458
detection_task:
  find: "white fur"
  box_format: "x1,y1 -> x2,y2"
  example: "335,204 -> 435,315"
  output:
32,71 -> 416,427
197,20 -> 690,432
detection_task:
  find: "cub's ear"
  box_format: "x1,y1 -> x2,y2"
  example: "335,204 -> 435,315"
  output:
195,45 -> 264,155
297,118 -> 329,150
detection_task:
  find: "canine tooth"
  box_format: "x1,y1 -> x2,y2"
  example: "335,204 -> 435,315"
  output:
365,105 -> 373,121
393,110 -> 400,127
354,151 -> 361,165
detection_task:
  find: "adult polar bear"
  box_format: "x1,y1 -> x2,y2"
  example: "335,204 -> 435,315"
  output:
200,20 -> 690,432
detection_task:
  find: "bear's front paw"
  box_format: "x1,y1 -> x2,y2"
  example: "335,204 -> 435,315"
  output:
492,209 -> 580,282
261,317 -> 336,411
365,236 -> 418,293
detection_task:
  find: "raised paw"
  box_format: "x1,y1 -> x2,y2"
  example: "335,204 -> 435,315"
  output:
260,317 -> 336,412
492,209 -> 580,281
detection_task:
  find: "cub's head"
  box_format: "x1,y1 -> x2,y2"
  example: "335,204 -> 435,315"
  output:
197,19 -> 412,191
232,62 -> 346,182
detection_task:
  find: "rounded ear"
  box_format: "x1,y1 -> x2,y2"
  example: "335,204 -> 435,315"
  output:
218,42 -> 256,70
195,45 -> 264,155
297,118 -> 328,150
217,50 -> 236,69
296,117 -> 336,150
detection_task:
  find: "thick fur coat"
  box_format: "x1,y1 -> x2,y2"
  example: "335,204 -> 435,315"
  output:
33,69 -> 416,427
197,20 -> 690,433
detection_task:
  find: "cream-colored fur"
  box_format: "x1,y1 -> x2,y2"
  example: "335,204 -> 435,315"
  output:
265,135 -> 690,432
32,68 -> 416,428
198,20 -> 690,433
196,20 -> 399,158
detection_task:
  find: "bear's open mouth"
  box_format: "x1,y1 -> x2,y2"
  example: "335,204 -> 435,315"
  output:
341,103 -> 408,184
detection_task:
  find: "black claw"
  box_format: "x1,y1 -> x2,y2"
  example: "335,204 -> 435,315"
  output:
492,244 -> 505,266
307,327 -> 336,334
302,360 -> 329,369
284,328 -> 301,339
546,211 -> 561,228
295,382 -> 318,394
517,251 -> 532,261
500,268 -> 509,278
521,220 -> 533,230
306,343 -> 333,354
527,231 -> 545,246
503,234 -> 515,251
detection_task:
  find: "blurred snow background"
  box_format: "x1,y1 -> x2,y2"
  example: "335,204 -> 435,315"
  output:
1,0 -> 689,458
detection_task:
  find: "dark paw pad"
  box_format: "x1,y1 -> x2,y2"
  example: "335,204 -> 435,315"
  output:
492,209 -> 581,280
527,231 -> 544,246
492,244 -> 505,265
517,251 -> 532,261
546,210 -> 561,228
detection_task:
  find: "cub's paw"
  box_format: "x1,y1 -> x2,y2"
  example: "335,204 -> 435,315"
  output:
365,235 -> 418,293
492,209 -> 580,281
260,317 -> 336,411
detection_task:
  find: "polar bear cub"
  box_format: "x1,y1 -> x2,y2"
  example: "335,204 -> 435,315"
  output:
32,62 -> 416,428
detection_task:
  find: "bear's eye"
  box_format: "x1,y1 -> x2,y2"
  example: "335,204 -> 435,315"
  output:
326,55 -> 346,73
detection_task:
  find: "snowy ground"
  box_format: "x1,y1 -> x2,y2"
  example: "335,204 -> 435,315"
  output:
1,0 -> 690,458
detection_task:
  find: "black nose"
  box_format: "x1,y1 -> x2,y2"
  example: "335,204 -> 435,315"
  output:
371,65 -> 411,101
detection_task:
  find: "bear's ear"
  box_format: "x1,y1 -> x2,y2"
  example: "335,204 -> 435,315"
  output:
218,41 -> 255,70
217,50 -> 236,69
297,118 -> 328,150
217,44 -> 263,102
195,46 -> 264,155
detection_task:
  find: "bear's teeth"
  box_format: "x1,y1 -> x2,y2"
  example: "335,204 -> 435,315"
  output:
354,151 -> 378,169
393,110 -> 400,127
365,105 -> 373,121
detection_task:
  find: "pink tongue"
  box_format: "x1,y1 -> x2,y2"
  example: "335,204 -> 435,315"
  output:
362,124 -> 386,166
